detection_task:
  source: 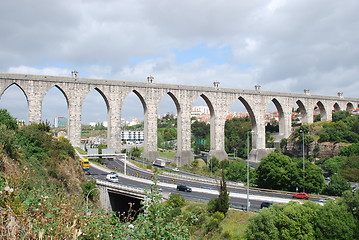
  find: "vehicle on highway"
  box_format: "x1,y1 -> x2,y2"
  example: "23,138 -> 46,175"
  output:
172,168 -> 179,172
292,192 -> 309,199
260,202 -> 273,209
177,185 -> 192,192
319,197 -> 335,203
153,159 -> 166,167
81,158 -> 90,173
106,174 -> 119,183
108,171 -> 119,176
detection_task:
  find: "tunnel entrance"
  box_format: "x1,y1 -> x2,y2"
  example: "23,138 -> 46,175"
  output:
108,191 -> 143,221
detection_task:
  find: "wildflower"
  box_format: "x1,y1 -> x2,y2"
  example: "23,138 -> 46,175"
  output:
86,211 -> 92,216
128,224 -> 134,229
4,186 -> 10,191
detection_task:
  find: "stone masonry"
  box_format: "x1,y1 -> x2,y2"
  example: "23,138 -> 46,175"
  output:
0,73 -> 358,166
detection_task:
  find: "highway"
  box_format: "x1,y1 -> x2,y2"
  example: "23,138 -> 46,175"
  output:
84,156 -> 322,212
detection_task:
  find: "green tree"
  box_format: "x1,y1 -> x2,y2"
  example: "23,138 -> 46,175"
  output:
324,174 -> 351,196
246,201 -> 321,240
256,152 -> 298,191
322,156 -> 345,175
207,171 -> 230,215
127,176 -> 189,239
256,152 -> 324,193
167,193 -> 186,208
224,117 -> 251,158
208,156 -> 220,173
0,109 -> 18,130
225,159 -> 246,182
314,201 -> 359,240
217,170 -> 230,215
338,190 -> 359,220
339,143 -> 359,157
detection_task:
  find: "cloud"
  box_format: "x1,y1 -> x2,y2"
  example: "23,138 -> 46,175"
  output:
0,0 -> 358,123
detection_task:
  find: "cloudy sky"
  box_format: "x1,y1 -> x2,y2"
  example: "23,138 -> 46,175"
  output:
0,0 -> 358,124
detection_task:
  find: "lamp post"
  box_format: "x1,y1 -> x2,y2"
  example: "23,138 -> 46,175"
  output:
300,130 -> 305,192
86,187 -> 99,212
246,131 -> 252,211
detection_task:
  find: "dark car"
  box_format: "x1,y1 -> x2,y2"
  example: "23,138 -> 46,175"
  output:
292,192 -> 309,200
260,202 -> 274,209
177,185 -> 192,192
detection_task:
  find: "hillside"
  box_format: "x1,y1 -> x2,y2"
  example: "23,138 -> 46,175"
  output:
282,111 -> 359,159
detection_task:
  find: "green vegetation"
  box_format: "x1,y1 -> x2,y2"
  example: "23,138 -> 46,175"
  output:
256,151 -> 325,193
246,192 -> 359,240
224,117 -> 252,158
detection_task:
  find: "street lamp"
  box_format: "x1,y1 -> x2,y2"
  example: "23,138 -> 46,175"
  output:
246,130 -> 253,211
299,130 -> 305,192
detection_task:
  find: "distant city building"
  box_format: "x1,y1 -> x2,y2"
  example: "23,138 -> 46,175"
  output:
54,116 -> 67,128
128,118 -> 141,126
121,130 -> 144,143
89,121 -> 107,127
17,120 -> 26,126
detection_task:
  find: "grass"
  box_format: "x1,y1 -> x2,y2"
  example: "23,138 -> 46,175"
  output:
158,150 -> 176,159
220,210 -> 256,239
184,201 -> 256,240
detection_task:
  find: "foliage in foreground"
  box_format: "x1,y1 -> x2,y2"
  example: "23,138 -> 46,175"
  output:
246,192 -> 359,240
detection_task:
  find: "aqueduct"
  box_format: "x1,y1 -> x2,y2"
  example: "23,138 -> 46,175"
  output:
0,73 -> 358,166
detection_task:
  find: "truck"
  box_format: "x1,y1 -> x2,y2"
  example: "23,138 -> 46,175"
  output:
153,159 -> 166,167
81,158 -> 90,173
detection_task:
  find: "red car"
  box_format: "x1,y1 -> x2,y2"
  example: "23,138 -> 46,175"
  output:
292,192 -> 309,200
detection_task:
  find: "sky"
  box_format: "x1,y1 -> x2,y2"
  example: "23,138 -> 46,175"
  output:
0,0 -> 358,124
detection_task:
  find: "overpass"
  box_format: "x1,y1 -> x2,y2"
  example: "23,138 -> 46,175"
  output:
1,72 -> 358,165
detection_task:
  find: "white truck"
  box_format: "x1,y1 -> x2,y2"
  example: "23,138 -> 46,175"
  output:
153,159 -> 166,167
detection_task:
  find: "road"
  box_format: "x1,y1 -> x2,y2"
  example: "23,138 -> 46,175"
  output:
84,156 -> 323,212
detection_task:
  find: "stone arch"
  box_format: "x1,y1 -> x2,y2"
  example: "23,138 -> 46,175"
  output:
132,89 -> 147,114
1,82 -> 28,101
199,93 -> 215,117
238,96 -> 257,129
92,87 -> 110,112
0,82 -> 29,122
167,91 -> 181,113
346,102 -> 354,111
41,84 -> 70,126
315,101 -> 327,121
333,102 -> 341,112
237,96 -> 258,150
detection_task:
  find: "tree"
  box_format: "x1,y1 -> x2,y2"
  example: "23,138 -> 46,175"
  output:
246,201 -> 320,240
208,156 -> 220,173
207,170 -> 229,215
322,156 -> 345,175
126,176 -> 189,239
225,159 -> 246,182
338,190 -> 359,220
314,201 -> 359,240
339,143 -> 359,157
0,109 -> 18,130
256,151 -> 324,193
324,174 -> 351,196
217,170 -> 230,215
255,152 -> 298,191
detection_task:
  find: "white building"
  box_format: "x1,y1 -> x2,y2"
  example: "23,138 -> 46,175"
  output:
121,130 -> 144,143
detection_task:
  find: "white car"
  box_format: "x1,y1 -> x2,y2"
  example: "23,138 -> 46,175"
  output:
172,168 -> 179,172
106,174 -> 119,183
